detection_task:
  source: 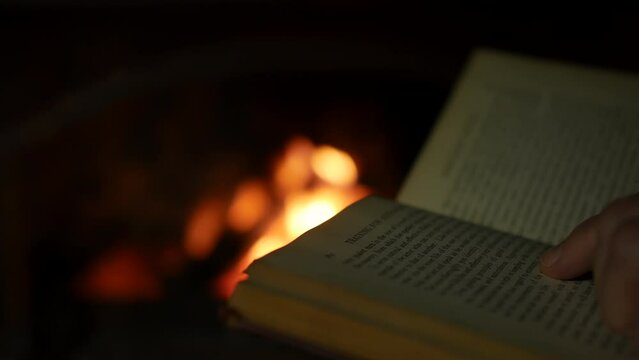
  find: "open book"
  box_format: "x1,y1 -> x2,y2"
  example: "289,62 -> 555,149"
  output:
227,48 -> 639,359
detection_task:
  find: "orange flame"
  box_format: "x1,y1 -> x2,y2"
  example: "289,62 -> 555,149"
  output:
207,136 -> 370,299
76,245 -> 162,301
246,138 -> 369,261
273,136 -> 314,195
227,179 -> 270,234
311,145 -> 358,186
284,188 -> 341,239
184,199 -> 223,260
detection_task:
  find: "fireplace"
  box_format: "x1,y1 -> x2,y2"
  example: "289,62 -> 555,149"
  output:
3,33 -> 448,359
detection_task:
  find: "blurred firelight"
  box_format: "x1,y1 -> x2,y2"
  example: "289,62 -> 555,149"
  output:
273,136 -> 315,195
227,179 -> 270,233
213,136 -> 370,299
184,199 -> 224,260
76,245 -> 162,301
285,197 -> 337,238
76,136 -> 369,302
311,145 -> 358,186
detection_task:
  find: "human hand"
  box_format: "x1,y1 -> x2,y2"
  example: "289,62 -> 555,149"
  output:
540,192 -> 639,345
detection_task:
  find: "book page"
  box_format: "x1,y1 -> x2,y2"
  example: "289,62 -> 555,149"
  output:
397,49 -> 639,244
249,196 -> 637,359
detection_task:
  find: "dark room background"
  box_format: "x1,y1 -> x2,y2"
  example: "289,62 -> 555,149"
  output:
2,4 -> 639,359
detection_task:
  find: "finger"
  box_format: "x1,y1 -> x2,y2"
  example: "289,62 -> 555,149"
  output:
540,216 -> 599,279
593,193 -> 639,284
597,192 -> 639,240
541,192 -> 639,281
596,220 -> 639,336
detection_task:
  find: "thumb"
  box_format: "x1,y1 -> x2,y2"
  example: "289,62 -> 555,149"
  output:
540,216 -> 599,280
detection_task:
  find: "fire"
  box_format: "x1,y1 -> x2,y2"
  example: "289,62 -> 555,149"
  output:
227,179 -> 270,233
79,136 -> 369,302
273,136 -> 315,195
76,245 -> 162,301
213,137 -> 369,298
284,187 -> 348,239
285,196 -> 338,238
255,139 -> 368,259
311,145 -> 358,186
184,199 -> 224,260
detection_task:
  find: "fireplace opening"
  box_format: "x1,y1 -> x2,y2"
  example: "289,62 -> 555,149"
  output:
61,68 -> 447,303
4,37 -> 450,358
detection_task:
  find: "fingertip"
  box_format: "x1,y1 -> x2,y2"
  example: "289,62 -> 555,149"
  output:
541,216 -> 600,279
540,245 -> 562,268
539,245 -> 560,276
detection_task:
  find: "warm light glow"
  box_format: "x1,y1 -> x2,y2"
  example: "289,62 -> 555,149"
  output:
251,234 -> 286,259
273,136 -> 314,194
245,185 -> 370,263
184,199 -> 223,260
208,136 -> 372,299
76,245 -> 161,301
211,255 -> 251,300
227,179 -> 270,233
311,145 -> 358,186
284,192 -> 340,239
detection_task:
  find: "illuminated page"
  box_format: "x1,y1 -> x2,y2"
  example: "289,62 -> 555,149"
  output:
250,196 -> 637,359
397,49 -> 639,245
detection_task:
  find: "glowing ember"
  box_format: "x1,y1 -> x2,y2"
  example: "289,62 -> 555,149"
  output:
227,179 -> 270,233
311,145 -> 358,186
81,136 -> 368,301
201,136 -> 370,299
250,234 -> 285,260
184,199 -> 224,260
247,139 -> 370,260
284,190 -> 340,239
76,245 -> 162,301
273,136 -> 314,195
285,198 -> 336,238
